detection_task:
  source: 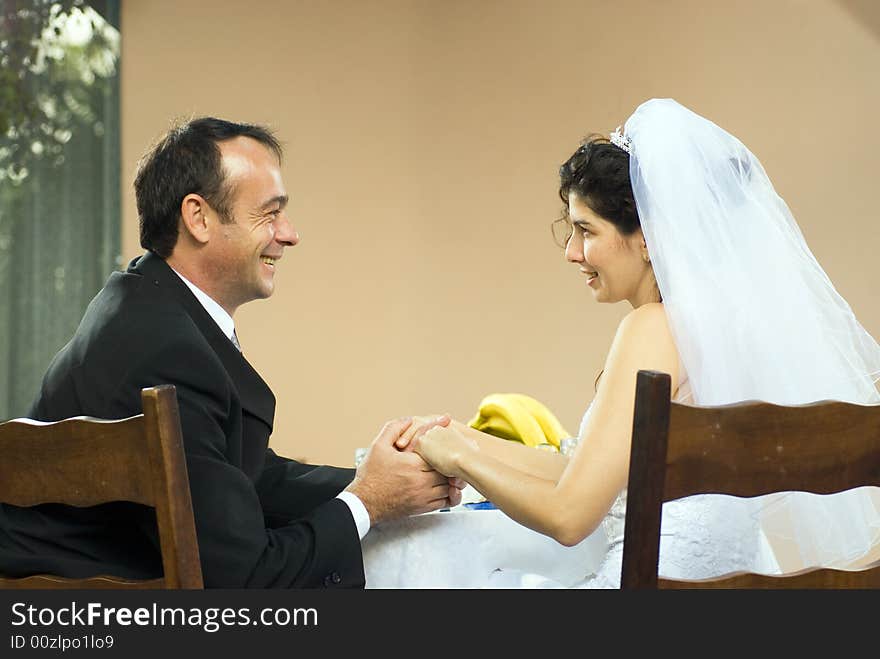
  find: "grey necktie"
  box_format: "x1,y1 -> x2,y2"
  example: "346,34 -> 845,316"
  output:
230,330 -> 242,352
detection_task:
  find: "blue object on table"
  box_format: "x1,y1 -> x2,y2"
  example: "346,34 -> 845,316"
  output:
437,501 -> 498,512
463,501 -> 497,510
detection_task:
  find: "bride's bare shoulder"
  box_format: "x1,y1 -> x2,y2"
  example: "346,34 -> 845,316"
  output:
605,302 -> 679,381
617,302 -> 672,338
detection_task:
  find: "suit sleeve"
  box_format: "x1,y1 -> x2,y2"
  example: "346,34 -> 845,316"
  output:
256,449 -> 355,526
123,337 -> 364,589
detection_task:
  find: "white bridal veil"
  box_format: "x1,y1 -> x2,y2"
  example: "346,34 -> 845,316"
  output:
623,98 -> 880,569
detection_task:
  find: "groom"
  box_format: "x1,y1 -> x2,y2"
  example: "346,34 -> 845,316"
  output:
0,117 -> 461,588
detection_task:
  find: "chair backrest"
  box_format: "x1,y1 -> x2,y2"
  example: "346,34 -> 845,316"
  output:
620,369 -> 880,589
0,385 -> 203,589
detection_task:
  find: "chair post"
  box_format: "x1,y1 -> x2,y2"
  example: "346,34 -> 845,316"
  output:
620,370 -> 671,589
141,386 -> 203,589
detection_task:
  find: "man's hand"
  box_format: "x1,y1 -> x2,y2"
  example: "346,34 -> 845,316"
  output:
345,417 -> 463,525
395,414 -> 466,505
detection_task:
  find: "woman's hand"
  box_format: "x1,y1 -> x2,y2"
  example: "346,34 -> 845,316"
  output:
395,414 -> 451,452
411,424 -> 479,478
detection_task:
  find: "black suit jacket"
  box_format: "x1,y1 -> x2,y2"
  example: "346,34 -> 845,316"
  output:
0,252 -> 365,588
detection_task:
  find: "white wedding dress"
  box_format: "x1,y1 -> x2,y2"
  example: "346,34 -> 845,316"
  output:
488,368 -> 779,589
572,373 -> 781,588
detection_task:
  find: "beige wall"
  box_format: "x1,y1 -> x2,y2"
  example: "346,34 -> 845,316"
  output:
121,0 -> 880,467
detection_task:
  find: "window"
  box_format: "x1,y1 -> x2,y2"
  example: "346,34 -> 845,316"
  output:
0,0 -> 120,418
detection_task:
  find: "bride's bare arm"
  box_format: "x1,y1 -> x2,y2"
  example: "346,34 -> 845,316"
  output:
396,421 -> 568,483
447,421 -> 568,482
413,303 -> 681,546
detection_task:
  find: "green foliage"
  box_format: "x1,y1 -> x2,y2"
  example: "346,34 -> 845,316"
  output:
0,0 -> 119,184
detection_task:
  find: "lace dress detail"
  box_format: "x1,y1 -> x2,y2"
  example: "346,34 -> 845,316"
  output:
571,373 -> 766,588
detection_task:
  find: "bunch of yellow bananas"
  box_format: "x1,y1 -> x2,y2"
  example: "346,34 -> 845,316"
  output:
467,393 -> 571,450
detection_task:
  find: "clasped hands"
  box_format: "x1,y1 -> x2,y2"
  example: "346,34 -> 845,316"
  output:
345,414 -> 476,525
395,415 -> 479,478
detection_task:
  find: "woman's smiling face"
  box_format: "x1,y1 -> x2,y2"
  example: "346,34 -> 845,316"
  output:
564,192 -> 658,308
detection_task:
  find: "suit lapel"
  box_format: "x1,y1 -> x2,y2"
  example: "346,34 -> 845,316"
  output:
130,253 -> 276,430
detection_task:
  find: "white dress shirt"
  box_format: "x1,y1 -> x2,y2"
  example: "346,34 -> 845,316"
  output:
169,266 -> 371,540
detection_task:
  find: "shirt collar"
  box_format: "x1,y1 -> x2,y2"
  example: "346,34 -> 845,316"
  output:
168,266 -> 236,342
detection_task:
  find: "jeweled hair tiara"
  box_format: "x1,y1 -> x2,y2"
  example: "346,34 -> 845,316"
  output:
610,125 -> 631,154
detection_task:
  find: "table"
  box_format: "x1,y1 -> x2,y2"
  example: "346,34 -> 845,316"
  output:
362,506 -> 608,588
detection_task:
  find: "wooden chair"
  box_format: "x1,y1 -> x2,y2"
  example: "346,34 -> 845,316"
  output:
0,385 -> 203,589
621,369 -> 880,589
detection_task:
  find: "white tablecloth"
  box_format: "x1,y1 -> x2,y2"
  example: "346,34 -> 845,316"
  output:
362,507 -> 608,588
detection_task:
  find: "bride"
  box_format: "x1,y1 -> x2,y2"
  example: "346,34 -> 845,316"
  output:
398,98 -> 880,587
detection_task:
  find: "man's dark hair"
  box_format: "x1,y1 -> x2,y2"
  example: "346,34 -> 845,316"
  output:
134,117 -> 282,258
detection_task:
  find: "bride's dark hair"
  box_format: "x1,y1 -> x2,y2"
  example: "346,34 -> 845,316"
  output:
558,134 -> 640,235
